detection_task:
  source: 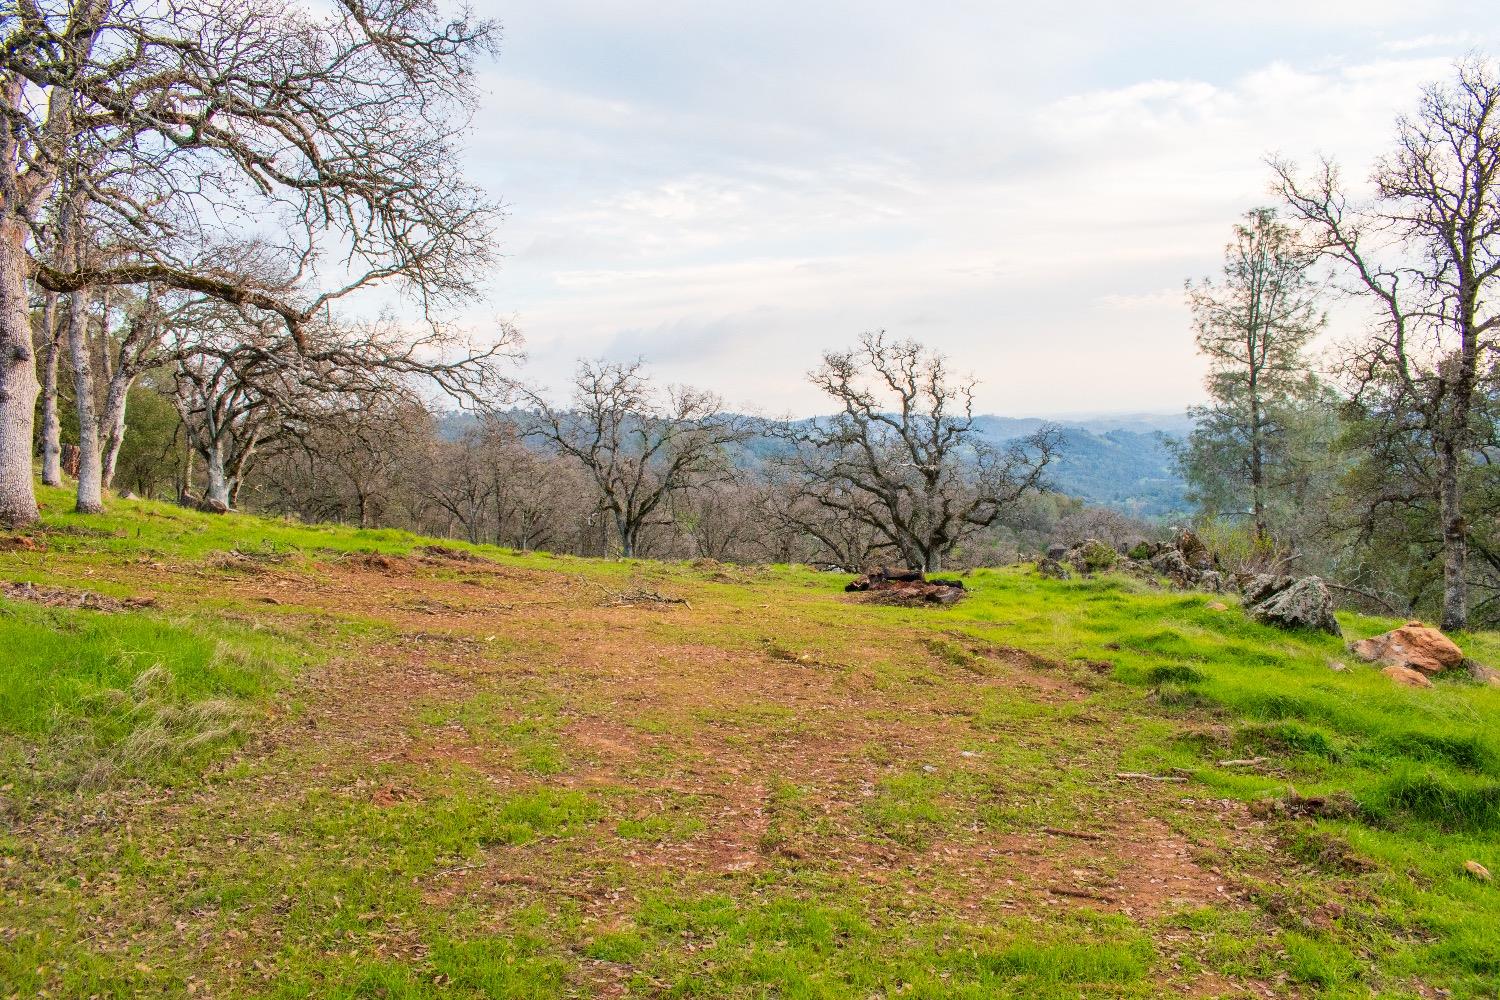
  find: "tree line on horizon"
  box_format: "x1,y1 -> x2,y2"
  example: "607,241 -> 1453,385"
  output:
1,7 -> 1495,627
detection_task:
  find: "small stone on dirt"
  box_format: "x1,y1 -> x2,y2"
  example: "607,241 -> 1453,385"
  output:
418,544 -> 487,563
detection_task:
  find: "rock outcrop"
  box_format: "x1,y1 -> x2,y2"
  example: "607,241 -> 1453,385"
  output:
1112,530 -> 1226,591
1349,622 -> 1464,677
1037,537 -> 1127,580
1066,539 -> 1117,574
1247,576 -> 1342,636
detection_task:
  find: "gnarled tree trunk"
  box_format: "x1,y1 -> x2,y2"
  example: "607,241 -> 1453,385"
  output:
0,222 -> 40,527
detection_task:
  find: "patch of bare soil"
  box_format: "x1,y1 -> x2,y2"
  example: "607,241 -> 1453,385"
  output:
133,550 -> 1284,997
1036,813 -> 1242,918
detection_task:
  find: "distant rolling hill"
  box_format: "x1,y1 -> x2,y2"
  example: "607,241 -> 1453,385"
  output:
970,414 -> 1190,517
440,410 -> 1194,517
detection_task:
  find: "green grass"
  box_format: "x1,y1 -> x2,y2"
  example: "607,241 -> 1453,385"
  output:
2,485 -> 1500,997
0,598 -> 315,791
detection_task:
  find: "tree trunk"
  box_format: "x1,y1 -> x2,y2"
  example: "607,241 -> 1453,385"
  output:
180,442 -> 194,501
39,292 -> 62,487
1438,443 -> 1467,632
1248,394 -> 1266,543
67,287 -> 105,513
204,446 -> 231,508
0,222 -> 40,527
100,371 -> 133,489
616,511 -> 634,558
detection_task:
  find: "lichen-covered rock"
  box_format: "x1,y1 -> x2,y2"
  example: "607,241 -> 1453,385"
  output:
1148,547 -> 1206,589
1349,622 -> 1464,677
1037,558 -> 1071,580
1241,574 -> 1294,606
1174,529 -> 1214,571
1249,576 -> 1341,636
1066,538 -> 1117,574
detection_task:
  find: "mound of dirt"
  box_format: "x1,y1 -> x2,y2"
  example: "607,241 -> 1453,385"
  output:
417,544 -> 489,563
339,552 -> 411,573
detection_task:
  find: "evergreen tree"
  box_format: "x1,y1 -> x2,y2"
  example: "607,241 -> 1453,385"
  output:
1177,208 -> 1325,546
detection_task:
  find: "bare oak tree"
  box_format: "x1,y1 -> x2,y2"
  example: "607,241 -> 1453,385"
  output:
523,360 -> 751,558
1,0 -> 498,524
779,332 -> 1058,573
1274,57 -> 1500,630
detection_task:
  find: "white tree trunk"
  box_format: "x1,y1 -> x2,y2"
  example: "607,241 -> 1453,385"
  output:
0,223 -> 40,527
204,445 -> 231,508
39,293 -> 62,487
100,371 -> 133,490
66,288 -> 105,513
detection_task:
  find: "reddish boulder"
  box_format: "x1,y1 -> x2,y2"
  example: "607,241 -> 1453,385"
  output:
1350,622 -> 1464,677
1382,665 -> 1433,689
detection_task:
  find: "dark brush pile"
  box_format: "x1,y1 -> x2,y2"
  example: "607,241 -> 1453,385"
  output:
845,567 -> 967,606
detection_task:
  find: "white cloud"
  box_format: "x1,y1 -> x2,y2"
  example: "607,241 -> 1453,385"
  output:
456,2 -> 1499,415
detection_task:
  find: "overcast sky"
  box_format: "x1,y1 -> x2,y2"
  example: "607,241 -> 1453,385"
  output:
456,2 -> 1497,417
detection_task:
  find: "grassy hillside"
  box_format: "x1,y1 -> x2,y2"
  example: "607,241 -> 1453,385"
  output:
1,485 -> 1498,998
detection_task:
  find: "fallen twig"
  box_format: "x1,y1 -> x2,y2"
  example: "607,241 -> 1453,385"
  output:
1049,886 -> 1118,903
420,862 -> 484,881
1321,581 -> 1406,616
1114,772 -> 1187,783
1217,756 -> 1271,768
1041,827 -> 1105,842
604,588 -> 690,609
